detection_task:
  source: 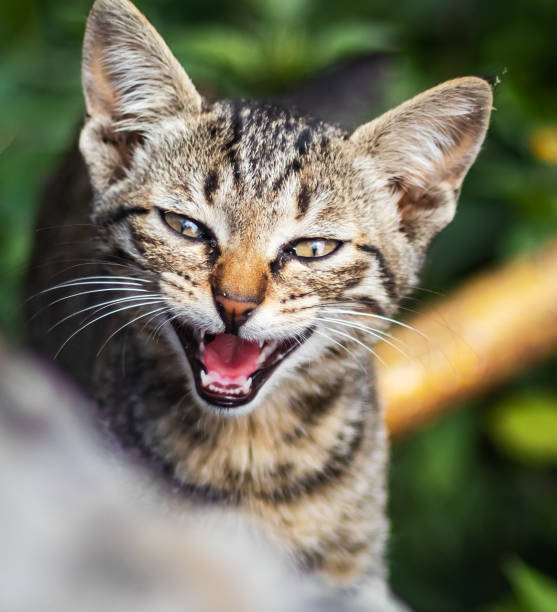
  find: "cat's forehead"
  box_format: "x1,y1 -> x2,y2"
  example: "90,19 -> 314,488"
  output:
210,99 -> 346,163
175,101 -> 354,235
204,103 -> 345,194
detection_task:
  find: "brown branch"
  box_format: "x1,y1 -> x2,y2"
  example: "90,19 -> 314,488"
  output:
377,240 -> 557,436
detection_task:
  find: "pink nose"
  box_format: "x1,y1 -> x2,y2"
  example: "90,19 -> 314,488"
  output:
214,294 -> 258,333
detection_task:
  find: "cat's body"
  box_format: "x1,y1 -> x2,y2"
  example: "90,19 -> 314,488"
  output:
26,0 -> 492,604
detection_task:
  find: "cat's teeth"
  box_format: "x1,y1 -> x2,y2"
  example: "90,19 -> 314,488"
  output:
200,371 -> 252,396
199,341 -> 206,353
257,340 -> 278,365
259,340 -> 264,348
241,377 -> 252,394
205,378 -> 252,396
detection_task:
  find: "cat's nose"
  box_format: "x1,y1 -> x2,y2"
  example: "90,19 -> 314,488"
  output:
214,293 -> 259,334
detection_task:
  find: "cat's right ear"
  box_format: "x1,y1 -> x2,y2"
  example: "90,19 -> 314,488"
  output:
80,0 -> 202,191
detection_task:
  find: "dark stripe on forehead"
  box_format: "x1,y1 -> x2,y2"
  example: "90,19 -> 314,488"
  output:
272,158 -> 302,192
95,205 -> 150,227
296,127 -> 312,156
223,102 -> 243,184
355,244 -> 398,301
272,126 -> 315,192
296,182 -> 312,219
203,170 -> 219,204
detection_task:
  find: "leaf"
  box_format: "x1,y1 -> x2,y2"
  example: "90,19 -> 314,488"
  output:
169,26 -> 263,76
315,22 -> 398,67
488,393 -> 557,465
246,0 -> 311,24
505,559 -> 557,612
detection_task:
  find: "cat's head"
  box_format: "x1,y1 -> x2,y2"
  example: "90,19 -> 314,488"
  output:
79,0 -> 492,415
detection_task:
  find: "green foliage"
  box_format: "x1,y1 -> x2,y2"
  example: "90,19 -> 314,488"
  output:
390,396 -> 557,611
169,20 -> 396,93
1,0 -> 557,610
506,560 -> 557,612
487,560 -> 557,612
488,394 -> 557,465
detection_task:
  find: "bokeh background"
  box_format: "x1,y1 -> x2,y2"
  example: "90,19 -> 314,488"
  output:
1,0 -> 556,610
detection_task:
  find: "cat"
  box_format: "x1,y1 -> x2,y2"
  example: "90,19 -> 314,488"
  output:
25,0 -> 492,605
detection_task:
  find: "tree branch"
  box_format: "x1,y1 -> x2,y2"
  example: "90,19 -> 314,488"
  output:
378,241 -> 557,436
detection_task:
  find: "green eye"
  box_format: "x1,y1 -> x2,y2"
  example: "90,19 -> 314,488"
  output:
291,238 -> 342,259
162,211 -> 204,239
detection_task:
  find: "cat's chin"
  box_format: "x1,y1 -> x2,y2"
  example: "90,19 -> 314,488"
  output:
169,321 -> 313,411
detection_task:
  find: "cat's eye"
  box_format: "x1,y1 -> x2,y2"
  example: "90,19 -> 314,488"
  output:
161,211 -> 205,240
290,238 -> 342,259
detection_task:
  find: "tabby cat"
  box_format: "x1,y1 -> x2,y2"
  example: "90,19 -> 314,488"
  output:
26,0 -> 492,605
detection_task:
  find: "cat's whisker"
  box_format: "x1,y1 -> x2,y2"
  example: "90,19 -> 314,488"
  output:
82,294 -> 162,322
141,307 -> 176,342
56,274 -> 148,284
50,279 -> 146,290
321,307 -> 429,340
316,316 -> 413,363
312,328 -> 365,373
400,284 -> 447,298
50,294 -> 164,331
318,326 -> 387,367
47,274 -> 147,288
152,310 -> 183,341
27,276 -> 147,303
317,315 -> 406,344
319,312 -> 405,344
29,287 -> 154,322
54,299 -> 166,359
96,305 -> 169,357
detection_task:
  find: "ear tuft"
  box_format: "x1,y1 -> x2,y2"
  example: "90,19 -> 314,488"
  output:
351,77 -> 492,243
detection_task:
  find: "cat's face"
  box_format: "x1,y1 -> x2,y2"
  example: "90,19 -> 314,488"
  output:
79,0 -> 492,414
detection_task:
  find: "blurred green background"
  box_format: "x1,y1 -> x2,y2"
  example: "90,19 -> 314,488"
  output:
1,0 -> 557,610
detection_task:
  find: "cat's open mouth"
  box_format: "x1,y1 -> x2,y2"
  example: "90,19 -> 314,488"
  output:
171,323 -> 310,408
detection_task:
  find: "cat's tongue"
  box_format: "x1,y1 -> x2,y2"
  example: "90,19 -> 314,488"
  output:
202,334 -> 260,378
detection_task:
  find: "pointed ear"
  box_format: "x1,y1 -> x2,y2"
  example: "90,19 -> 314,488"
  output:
80,0 -> 202,190
351,77 -> 492,244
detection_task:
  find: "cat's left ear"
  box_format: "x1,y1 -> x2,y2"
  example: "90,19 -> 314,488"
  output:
80,0 -> 202,190
350,77 -> 492,245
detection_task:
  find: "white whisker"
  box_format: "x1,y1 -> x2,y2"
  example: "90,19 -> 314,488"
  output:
28,275 -> 147,300
55,274 -> 147,284
316,316 -> 412,363
312,328 -> 365,372
54,299 -> 166,359
152,310 -> 182,340
321,307 -> 428,339
321,326 -> 387,367
49,294 -> 163,331
96,306 -> 169,357
29,287 -> 153,322
142,307 -> 175,341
